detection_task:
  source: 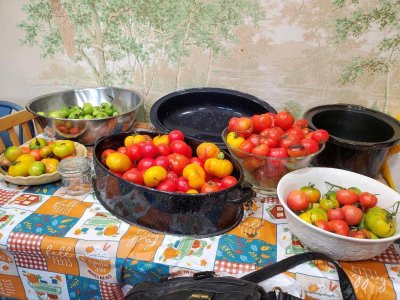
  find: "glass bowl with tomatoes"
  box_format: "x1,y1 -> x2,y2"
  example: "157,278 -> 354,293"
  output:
221,112 -> 327,194
277,167 -> 400,261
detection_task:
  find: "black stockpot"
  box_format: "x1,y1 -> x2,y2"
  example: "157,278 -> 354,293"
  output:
304,104 -> 400,178
93,131 -> 255,237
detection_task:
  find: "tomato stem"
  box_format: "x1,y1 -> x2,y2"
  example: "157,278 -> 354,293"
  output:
325,181 -> 345,190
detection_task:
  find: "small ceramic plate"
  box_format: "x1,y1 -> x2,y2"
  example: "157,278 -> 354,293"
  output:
0,141 -> 88,186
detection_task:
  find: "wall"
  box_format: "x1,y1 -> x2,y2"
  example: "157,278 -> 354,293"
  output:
0,0 -> 399,120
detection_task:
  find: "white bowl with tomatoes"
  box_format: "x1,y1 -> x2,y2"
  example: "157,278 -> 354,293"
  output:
277,167 -> 400,261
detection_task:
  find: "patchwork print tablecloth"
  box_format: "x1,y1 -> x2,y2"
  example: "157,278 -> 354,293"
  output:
0,178 -> 400,300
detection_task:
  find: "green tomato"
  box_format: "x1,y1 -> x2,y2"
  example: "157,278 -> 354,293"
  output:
82,103 -> 94,115
48,110 -> 65,118
299,207 -> 327,224
5,146 -> 22,162
319,195 -> 340,211
103,106 -> 114,116
348,186 -> 362,195
365,207 -> 396,238
101,102 -> 112,109
95,112 -> 109,118
28,161 -> 46,176
59,107 -> 70,116
70,105 -> 81,111
83,114 -> 94,119
29,138 -> 47,150
68,111 -> 82,119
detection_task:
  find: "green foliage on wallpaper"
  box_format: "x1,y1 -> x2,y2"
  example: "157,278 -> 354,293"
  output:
18,0 -> 264,101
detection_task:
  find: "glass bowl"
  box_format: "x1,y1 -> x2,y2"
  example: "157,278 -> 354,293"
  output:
221,127 -> 325,194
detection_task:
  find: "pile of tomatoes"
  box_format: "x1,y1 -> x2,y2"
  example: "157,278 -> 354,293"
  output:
286,183 -> 397,239
225,111 -> 329,158
100,130 -> 239,194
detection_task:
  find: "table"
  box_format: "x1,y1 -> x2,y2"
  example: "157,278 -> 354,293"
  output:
1,143 -> 400,299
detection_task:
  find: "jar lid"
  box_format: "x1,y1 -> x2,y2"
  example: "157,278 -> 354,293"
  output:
57,157 -> 90,174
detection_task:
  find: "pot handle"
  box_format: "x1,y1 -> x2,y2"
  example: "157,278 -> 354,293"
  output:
226,183 -> 255,204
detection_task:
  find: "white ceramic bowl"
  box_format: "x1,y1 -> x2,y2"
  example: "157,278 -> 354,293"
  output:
277,167 -> 400,261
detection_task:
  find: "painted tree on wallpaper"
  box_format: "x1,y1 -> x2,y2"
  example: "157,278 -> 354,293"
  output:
334,0 -> 400,113
17,0 -> 264,104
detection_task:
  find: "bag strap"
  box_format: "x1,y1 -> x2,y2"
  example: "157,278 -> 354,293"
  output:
241,252 -> 356,300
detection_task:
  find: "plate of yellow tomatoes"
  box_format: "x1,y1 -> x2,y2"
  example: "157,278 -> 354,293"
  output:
0,138 -> 88,185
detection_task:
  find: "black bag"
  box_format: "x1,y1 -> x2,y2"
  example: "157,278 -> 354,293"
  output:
125,252 -> 356,300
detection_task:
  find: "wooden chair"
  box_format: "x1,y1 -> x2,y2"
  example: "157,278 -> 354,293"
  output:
0,110 -> 44,151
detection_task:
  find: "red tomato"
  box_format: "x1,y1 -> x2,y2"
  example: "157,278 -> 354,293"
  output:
336,189 -> 359,205
30,149 -> 42,161
287,190 -> 310,212
101,149 -> 116,166
287,145 -> 307,157
220,175 -> 238,189
169,140 -> 192,158
157,143 -> 171,156
300,138 -> 319,154
201,181 -> 220,193
327,207 -> 345,221
157,178 -> 177,192
279,137 -> 299,149
251,144 -> 269,156
358,192 -> 378,208
268,147 -> 288,158
155,156 -> 170,170
246,134 -> 261,146
251,114 -> 272,133
189,157 -> 205,167
300,184 -> 321,203
328,220 -> 350,236
168,153 -> 190,176
315,220 -> 331,231
266,127 -> 284,141
228,117 -> 253,137
176,176 -> 190,192
117,146 -> 127,154
168,130 -> 185,142
137,157 -> 156,171
311,129 -> 329,144
239,140 -> 255,154
274,111 -> 295,130
341,205 -> 363,226
122,168 -> 144,185
166,170 -> 179,182
139,141 -> 159,158
264,137 -> 278,148
285,127 -> 305,141
294,118 -> 308,128
126,145 -> 142,162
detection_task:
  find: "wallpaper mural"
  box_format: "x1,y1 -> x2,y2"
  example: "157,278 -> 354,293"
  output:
0,0 -> 399,120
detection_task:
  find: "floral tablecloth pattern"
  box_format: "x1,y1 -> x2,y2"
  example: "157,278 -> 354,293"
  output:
0,178 -> 399,300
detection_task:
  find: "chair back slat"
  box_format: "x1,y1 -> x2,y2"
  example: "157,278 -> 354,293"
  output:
21,123 -> 34,141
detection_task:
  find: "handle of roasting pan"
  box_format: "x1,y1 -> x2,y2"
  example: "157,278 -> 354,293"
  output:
226,183 -> 255,204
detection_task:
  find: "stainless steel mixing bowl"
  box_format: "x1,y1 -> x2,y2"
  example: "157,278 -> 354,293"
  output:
26,87 -> 143,145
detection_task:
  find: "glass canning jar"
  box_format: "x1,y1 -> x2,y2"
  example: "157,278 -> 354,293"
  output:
57,157 -> 92,196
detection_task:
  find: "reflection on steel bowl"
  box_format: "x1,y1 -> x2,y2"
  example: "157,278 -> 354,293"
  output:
26,87 -> 143,145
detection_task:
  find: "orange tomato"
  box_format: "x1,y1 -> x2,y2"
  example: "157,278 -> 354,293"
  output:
30,149 -> 42,161
41,158 -> 59,174
20,146 -> 31,154
106,153 -> 132,173
196,142 -> 220,160
153,134 -> 170,146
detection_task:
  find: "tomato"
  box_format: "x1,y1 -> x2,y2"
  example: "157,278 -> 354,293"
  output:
29,138 -> 47,150
299,207 -> 327,224
336,189 -> 359,205
39,146 -> 53,159
220,175 -> 238,189
28,161 -> 46,176
237,140 -> 254,157
327,207 -> 345,221
358,192 -> 378,209
319,193 -> 340,211
287,145 -> 307,157
348,186 -> 362,195
196,142 -> 220,160
200,181 -> 220,193
349,229 -> 378,239
242,156 -> 264,172
122,168 -> 144,185
106,152 -> 133,173
8,162 -> 31,177
266,127 -> 284,141
186,189 -> 199,194
287,190 -> 310,212
53,140 -> 75,159
139,141 -> 159,158
365,207 -> 396,238
157,178 -> 177,192
126,145 -> 142,162
268,147 -> 288,158
124,134 -> 146,147
315,220 -> 331,231
30,149 -> 42,161
251,144 -> 269,156
20,146 -> 31,154
183,163 -> 206,189
300,184 -> 321,203
226,132 -> 245,148
168,153 -> 190,176
274,111 -> 295,130
100,149 -> 116,165
117,146 -> 127,154
279,137 -> 299,149
5,146 -> 22,162
155,156 -> 170,170
311,129 -> 329,144
16,154 -> 36,164
285,127 -> 305,141
143,166 -> 167,187
137,157 -> 156,171
246,134 -> 261,146
341,205 -> 363,226
41,158 -> 59,174
228,117 -> 253,137
153,134 -> 170,146
328,220 -> 350,236
294,118 -> 308,128
169,140 -> 192,158
168,130 -> 185,142
166,170 -> 179,182
189,157 -> 204,167
300,138 -> 319,154
176,176 -> 190,192
204,153 -> 233,178
157,143 -> 171,157
251,114 -> 272,133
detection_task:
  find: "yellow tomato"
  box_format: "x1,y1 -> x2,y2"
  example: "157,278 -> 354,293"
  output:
124,134 -> 146,147
204,153 -> 233,178
153,134 -> 170,146
143,166 -> 167,187
106,153 -> 132,173
226,132 -> 245,148
41,158 -> 59,174
15,154 -> 36,164
183,163 -> 206,189
8,162 -> 32,177
186,189 -> 199,194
